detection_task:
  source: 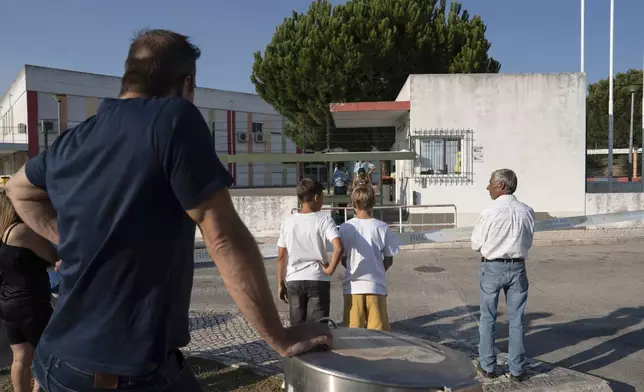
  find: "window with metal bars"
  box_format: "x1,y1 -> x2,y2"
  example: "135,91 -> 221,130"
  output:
411,129 -> 474,185
419,138 -> 462,175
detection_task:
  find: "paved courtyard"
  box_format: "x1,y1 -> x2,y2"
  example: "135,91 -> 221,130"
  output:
187,242 -> 644,391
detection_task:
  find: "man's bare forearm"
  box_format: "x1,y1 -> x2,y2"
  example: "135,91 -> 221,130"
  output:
11,199 -> 59,245
6,168 -> 59,245
204,217 -> 287,354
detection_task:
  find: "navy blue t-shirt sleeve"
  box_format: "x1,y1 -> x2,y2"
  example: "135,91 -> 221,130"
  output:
159,99 -> 233,211
24,151 -> 48,190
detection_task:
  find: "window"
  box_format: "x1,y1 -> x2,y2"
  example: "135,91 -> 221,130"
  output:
412,129 -> 473,184
419,139 -> 462,175
252,122 -> 263,133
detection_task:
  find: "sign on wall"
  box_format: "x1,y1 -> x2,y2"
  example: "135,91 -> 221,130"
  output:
473,146 -> 484,162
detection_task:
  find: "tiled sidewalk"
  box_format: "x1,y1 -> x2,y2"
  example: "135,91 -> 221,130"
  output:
185,309 -> 612,392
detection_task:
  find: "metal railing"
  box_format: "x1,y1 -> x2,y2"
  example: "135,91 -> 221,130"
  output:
291,204 -> 457,233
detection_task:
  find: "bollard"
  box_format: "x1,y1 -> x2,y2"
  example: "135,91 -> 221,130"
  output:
283,321 -> 481,392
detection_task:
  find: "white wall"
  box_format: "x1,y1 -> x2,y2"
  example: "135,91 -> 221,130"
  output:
396,77 -> 411,102
586,193 -> 644,228
233,196 -> 298,236
396,73 -> 586,226
0,68 -> 28,144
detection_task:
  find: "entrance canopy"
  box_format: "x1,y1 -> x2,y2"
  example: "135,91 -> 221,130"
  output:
330,101 -> 410,128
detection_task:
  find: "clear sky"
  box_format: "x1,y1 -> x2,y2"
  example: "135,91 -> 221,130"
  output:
0,0 -> 642,95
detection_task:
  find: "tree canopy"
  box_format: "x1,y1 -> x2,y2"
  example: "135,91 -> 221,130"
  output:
251,0 -> 500,149
587,69 -> 643,150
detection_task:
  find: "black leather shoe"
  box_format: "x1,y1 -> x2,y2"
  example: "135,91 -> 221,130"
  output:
510,373 -> 527,382
476,363 -> 497,379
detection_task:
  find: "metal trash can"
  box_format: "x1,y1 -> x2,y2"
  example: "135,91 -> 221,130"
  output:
283,322 -> 481,392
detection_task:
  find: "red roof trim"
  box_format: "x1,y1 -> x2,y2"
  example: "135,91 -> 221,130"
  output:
329,101 -> 410,113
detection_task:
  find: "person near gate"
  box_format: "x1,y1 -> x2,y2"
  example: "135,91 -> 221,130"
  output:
333,163 -> 349,196
321,185 -> 400,331
277,178 -> 344,325
6,29 -> 332,392
353,160 -> 376,184
0,189 -> 57,392
471,169 -> 535,382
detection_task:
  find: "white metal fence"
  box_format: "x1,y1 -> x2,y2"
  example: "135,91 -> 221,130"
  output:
291,204 -> 457,232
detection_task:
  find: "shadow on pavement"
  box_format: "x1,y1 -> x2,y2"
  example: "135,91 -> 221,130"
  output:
391,305 -> 644,392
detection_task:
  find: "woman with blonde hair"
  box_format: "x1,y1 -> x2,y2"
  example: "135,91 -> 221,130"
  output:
0,189 -> 56,392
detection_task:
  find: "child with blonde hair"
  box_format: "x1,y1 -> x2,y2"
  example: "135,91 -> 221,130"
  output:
353,170 -> 371,187
321,185 -> 400,330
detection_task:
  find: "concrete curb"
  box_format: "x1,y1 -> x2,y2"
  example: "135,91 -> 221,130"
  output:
195,235 -> 644,253
403,235 -> 644,250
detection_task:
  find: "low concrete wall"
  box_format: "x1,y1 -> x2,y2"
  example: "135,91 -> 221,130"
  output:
586,193 -> 644,228
234,196 -> 298,236
196,193 -> 644,242
194,195 -> 298,241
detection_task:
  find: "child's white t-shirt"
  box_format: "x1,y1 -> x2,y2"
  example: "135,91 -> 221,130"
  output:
339,218 -> 401,295
277,212 -> 339,282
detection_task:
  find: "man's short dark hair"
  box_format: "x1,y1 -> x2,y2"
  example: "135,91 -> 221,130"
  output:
296,178 -> 324,202
120,29 -> 201,97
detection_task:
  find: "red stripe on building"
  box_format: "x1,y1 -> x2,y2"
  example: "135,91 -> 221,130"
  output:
231,111 -> 237,185
26,91 -> 39,158
226,110 -> 233,175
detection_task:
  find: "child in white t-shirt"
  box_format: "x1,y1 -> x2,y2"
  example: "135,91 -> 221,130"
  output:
321,185 -> 400,331
277,178 -> 344,326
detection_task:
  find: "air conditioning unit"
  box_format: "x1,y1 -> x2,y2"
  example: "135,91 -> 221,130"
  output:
17,123 -> 27,133
254,133 -> 265,143
236,132 -> 248,143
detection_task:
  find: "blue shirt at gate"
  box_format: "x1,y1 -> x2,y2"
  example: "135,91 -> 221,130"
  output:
25,97 -> 233,376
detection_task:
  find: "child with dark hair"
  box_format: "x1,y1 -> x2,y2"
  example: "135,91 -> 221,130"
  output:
277,178 -> 344,325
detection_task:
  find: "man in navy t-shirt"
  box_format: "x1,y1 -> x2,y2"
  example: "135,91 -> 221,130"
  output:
7,29 -> 331,391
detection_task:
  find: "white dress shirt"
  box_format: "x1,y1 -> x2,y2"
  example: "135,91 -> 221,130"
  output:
471,194 -> 535,260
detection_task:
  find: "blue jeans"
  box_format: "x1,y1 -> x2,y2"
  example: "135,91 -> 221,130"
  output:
478,261 -> 529,376
33,347 -> 203,391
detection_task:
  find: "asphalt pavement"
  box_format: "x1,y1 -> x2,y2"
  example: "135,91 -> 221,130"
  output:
191,241 -> 644,392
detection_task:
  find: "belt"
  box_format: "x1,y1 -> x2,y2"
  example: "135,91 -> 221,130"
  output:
481,257 -> 525,263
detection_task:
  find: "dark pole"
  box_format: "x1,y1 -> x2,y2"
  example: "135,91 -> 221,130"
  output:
56,100 -> 62,136
326,119 -> 331,194
42,120 -> 48,152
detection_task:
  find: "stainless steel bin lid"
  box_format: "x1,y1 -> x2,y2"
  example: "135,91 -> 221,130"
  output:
288,327 -> 478,390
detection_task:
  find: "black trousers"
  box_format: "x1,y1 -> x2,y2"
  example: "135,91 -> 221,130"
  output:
285,281 -> 331,325
333,186 -> 347,196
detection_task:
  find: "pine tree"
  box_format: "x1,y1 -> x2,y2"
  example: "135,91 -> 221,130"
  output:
251,0 -> 500,149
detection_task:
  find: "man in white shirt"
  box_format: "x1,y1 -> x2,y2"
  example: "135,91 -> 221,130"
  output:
471,169 -> 535,382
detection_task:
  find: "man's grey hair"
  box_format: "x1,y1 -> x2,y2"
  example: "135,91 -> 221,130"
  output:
492,169 -> 518,194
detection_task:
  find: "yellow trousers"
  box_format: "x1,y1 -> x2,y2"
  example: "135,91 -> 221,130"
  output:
343,294 -> 391,331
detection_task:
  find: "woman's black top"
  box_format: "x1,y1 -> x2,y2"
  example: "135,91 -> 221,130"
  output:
0,223 -> 51,306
